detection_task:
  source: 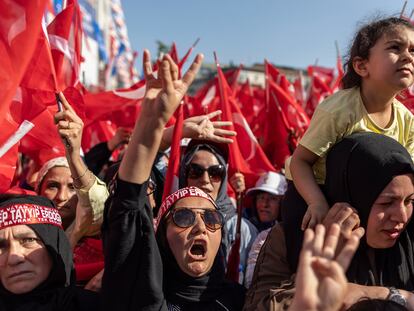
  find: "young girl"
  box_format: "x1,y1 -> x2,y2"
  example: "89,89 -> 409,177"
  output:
282,17 -> 414,271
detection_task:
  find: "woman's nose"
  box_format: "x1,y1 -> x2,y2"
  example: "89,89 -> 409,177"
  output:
191,213 -> 207,234
391,201 -> 410,223
7,242 -> 25,266
56,187 -> 69,203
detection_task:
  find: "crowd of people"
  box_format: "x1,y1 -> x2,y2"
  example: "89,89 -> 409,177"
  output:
2,15 -> 414,311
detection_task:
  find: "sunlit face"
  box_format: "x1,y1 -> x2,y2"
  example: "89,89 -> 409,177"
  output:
0,225 -> 52,294
39,167 -> 76,220
166,196 -> 221,277
366,174 -> 414,248
362,26 -> 414,93
255,191 -> 283,223
186,150 -> 222,200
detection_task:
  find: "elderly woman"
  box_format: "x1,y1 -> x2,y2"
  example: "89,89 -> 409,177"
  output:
36,94 -> 108,286
244,132 -> 414,311
102,51 -> 245,310
0,194 -> 100,310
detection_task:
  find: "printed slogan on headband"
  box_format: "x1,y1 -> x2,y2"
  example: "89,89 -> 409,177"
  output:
0,204 -> 62,229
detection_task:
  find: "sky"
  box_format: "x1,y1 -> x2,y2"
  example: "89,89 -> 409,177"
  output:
122,0 -> 409,70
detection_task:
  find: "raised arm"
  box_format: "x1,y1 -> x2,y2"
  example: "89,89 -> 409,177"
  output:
54,94 -> 108,248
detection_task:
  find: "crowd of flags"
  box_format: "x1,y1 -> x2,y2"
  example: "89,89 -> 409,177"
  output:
2,0 -> 414,198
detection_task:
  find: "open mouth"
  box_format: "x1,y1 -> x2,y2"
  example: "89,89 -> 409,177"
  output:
189,241 -> 206,259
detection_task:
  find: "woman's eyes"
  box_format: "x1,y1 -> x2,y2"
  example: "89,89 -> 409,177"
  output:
405,199 -> 414,207
46,182 -> 59,190
20,237 -> 41,246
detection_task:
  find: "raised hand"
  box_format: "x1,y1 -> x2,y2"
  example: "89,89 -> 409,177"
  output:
142,50 -> 203,123
54,92 -> 84,156
290,224 -> 363,311
182,110 -> 236,144
54,92 -> 93,190
119,50 -> 203,184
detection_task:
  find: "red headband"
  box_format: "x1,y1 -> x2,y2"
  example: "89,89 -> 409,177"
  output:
0,204 -> 62,230
154,186 -> 218,231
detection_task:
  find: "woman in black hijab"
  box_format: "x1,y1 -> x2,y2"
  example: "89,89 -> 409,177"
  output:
179,140 -> 258,282
324,132 -> 414,290
0,194 -> 99,311
245,132 -> 414,311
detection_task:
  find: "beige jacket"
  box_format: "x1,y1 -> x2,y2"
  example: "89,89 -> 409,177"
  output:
66,177 -> 108,238
243,224 -> 295,311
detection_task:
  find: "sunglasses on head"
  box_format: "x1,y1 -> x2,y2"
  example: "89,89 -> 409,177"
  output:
171,208 -> 224,231
186,163 -> 225,182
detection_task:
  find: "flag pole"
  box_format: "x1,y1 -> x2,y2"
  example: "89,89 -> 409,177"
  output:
400,1 -> 407,18
335,40 -> 340,59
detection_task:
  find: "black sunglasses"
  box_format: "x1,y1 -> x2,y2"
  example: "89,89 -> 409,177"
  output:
186,163 -> 225,182
171,208 -> 224,231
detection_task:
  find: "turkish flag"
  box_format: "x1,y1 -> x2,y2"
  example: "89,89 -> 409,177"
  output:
83,79 -> 145,126
189,68 -> 241,116
0,0 -> 48,125
216,62 -> 275,188
47,1 -> 82,91
20,26 -> 58,93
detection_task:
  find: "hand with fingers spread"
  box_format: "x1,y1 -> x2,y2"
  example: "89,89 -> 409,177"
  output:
160,110 -> 236,151
119,50 -> 203,184
182,110 -> 236,143
54,92 -> 84,156
141,50 -> 204,124
289,224 -> 364,311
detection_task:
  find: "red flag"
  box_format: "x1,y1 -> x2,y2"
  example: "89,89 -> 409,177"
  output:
189,67 -> 241,116
0,0 -> 49,190
293,71 -> 306,108
331,54 -> 345,92
305,66 -> 334,116
20,26 -> 58,92
82,120 -> 117,153
169,42 -> 180,64
215,57 -> 275,187
47,1 -> 82,91
162,104 -> 184,200
83,79 -> 145,126
0,0 -> 48,125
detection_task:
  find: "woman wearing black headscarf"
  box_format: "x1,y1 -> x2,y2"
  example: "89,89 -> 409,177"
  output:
0,194 -> 99,311
244,132 -> 414,311
324,132 -> 414,291
179,140 -> 258,282
101,51 -> 245,310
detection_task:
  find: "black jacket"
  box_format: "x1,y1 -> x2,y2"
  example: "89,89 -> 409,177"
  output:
102,179 -> 245,311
